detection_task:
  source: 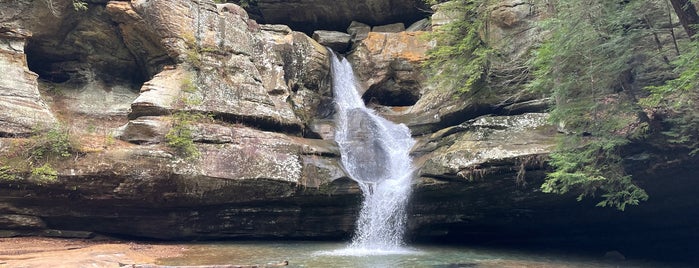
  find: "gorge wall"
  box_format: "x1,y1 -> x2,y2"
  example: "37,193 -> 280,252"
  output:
0,0 -> 697,262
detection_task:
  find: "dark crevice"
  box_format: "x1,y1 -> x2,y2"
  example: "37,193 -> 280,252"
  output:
212,113 -> 303,137
0,131 -> 31,138
362,82 -> 420,106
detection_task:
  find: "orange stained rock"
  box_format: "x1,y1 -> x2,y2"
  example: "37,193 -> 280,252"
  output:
362,31 -> 433,63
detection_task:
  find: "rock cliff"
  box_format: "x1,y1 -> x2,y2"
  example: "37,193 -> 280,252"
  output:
0,0 -> 697,262
248,0 -> 429,34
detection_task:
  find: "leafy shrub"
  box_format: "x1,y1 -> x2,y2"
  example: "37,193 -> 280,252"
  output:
28,126 -> 76,164
165,112 -> 203,159
0,166 -> 18,182
30,163 -> 59,185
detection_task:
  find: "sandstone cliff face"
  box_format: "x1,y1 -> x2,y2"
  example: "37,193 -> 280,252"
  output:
0,28 -> 57,136
0,0 -> 356,239
0,1 -> 697,260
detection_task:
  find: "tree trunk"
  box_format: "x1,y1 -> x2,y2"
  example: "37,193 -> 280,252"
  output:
669,0 -> 699,38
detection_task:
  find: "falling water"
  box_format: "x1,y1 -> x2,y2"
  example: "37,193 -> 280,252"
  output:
329,52 -> 416,254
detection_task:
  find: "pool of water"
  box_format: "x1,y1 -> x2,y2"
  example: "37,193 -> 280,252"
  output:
158,242 -> 684,267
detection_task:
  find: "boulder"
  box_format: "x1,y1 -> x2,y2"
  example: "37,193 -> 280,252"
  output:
312,30 -> 351,53
114,116 -> 169,144
372,22 -> 405,33
129,67 -> 186,119
406,18 -> 431,31
347,21 -> 371,42
415,113 -> 555,180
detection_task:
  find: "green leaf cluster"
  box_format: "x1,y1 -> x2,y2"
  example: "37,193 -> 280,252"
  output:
165,111 -> 204,160
0,166 -> 18,182
424,0 -> 493,94
28,126 -> 76,164
165,76 -> 207,159
30,163 -> 59,185
1,125 -> 76,185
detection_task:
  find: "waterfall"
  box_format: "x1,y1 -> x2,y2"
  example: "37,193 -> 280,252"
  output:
329,52 -> 416,254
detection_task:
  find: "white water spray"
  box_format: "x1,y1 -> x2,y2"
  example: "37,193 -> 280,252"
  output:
329,52 -> 416,255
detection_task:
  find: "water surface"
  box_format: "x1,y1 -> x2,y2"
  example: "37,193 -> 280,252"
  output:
158,241 -> 682,267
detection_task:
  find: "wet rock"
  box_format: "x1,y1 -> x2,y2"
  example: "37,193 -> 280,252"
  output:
312,30 -> 351,53
342,109 -> 391,183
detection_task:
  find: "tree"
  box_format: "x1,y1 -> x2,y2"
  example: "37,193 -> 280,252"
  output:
644,1 -> 699,156
669,0 -> 699,38
529,0 -> 662,210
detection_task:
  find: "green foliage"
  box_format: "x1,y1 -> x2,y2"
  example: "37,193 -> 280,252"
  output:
182,33 -> 204,69
165,112 -> 203,159
541,136 -> 648,211
424,0 -> 493,94
0,166 -> 18,182
28,126 -> 76,164
1,126 -> 76,185
165,76 -> 207,159
30,163 -> 58,185
528,0 -> 656,210
643,39 -> 699,155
